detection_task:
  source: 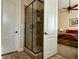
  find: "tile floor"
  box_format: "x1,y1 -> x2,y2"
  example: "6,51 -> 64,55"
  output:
2,51 -> 31,59
2,52 -> 67,59
49,54 -> 67,59
2,44 -> 78,59
58,44 -> 78,59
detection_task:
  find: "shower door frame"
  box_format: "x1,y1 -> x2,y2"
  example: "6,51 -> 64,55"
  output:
24,0 -> 44,54
24,4 -> 34,53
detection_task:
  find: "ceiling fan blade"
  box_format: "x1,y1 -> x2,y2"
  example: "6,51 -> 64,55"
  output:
62,8 -> 67,9
71,9 -> 78,10
72,4 -> 78,8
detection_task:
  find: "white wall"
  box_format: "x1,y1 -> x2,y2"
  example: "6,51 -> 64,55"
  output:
58,10 -> 78,31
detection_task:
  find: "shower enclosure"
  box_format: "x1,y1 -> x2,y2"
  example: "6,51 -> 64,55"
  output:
24,0 -> 44,54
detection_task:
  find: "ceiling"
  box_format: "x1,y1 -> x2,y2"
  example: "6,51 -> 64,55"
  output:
58,0 -> 78,9
25,0 -> 77,10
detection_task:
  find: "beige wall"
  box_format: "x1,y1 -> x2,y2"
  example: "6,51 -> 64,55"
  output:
20,0 -> 32,50
58,10 -> 78,31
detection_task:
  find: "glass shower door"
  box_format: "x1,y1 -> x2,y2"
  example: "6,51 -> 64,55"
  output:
25,5 -> 33,50
32,1 -> 44,53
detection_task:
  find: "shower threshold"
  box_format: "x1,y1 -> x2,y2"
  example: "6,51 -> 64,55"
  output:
24,47 -> 43,59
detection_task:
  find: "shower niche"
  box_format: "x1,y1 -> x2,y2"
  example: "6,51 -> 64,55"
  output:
24,0 -> 44,57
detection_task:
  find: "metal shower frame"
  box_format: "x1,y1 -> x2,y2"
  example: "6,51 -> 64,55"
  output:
26,0 -> 44,8
24,0 -> 44,54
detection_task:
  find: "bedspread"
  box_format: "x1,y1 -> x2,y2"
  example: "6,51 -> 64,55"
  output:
58,33 -> 78,41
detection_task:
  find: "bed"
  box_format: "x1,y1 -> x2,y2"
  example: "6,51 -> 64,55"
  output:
58,30 -> 78,48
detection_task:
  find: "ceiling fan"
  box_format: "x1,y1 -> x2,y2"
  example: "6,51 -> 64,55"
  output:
62,0 -> 78,12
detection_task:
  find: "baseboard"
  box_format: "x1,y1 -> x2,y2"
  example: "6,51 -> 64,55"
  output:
17,48 -> 23,52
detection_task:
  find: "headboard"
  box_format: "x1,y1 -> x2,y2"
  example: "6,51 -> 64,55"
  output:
66,30 -> 78,34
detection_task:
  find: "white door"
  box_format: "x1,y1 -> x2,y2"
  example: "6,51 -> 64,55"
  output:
1,0 -> 19,54
44,0 -> 58,59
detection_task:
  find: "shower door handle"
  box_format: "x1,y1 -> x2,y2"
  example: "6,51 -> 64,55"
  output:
30,24 -> 32,29
30,24 -> 35,29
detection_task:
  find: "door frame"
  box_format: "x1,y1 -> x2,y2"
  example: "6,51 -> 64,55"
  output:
16,0 -> 23,51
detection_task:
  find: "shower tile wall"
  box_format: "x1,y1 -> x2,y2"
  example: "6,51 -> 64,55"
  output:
36,9 -> 43,51
33,9 -> 44,53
